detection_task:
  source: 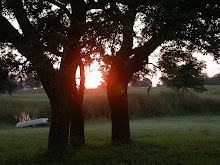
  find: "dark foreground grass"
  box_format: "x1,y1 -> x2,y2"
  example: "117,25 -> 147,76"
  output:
1,115 -> 220,165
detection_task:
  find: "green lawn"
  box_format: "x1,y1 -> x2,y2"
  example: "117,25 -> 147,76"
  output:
1,115 -> 220,165
0,86 -> 220,164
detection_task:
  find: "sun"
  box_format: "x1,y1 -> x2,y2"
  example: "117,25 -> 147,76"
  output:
85,69 -> 102,89
75,62 -> 103,89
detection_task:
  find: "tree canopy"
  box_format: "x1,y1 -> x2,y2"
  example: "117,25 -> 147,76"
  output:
130,76 -> 152,87
0,62 -> 18,95
206,73 -> 220,85
0,0 -> 219,155
83,0 -> 219,142
158,49 -> 207,92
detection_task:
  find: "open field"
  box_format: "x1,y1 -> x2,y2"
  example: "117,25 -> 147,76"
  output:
202,85 -> 220,97
0,85 -> 220,124
0,86 -> 220,164
0,115 -> 220,164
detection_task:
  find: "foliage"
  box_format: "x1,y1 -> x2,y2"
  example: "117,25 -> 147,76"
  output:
0,65 -> 18,95
0,0 -> 219,152
24,77 -> 42,89
206,73 -> 220,85
130,76 -> 152,87
84,0 -> 219,74
158,49 -> 207,92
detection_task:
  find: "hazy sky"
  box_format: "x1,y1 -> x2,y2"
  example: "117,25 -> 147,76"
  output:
83,52 -> 220,88
5,6 -> 220,88
148,52 -> 220,87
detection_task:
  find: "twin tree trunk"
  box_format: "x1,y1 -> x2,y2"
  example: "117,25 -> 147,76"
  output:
44,65 -> 85,155
107,65 -> 131,143
41,61 -> 131,155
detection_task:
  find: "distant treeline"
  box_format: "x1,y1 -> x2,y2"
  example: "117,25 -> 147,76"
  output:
206,73 -> 220,85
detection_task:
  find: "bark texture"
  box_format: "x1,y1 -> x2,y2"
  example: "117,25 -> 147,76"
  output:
45,64 -> 85,154
48,94 -> 70,155
107,65 -> 132,143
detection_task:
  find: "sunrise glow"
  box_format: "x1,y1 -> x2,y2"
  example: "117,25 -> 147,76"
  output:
75,62 -> 103,89
85,69 -> 102,89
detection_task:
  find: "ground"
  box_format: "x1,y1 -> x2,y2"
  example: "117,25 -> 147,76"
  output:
0,86 -> 220,164
0,116 -> 220,164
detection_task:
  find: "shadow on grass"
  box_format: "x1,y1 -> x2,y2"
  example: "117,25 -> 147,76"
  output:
29,140 -> 220,165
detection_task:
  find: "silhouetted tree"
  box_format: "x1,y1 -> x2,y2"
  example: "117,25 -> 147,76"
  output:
0,52 -> 20,95
0,0 -> 91,155
0,0 -> 143,155
1,0 -> 219,151
206,73 -> 220,85
25,77 -> 41,89
85,0 -> 219,142
158,50 -> 207,92
0,67 -> 18,95
130,77 -> 152,88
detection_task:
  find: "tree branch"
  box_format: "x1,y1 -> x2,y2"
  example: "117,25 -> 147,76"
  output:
86,0 -> 106,10
42,46 -> 64,57
147,62 -> 161,71
46,0 -> 72,18
127,34 -> 164,74
9,0 -> 36,37
116,7 -> 136,62
0,13 -> 25,45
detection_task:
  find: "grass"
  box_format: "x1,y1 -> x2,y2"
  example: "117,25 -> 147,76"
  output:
202,85 -> 220,97
0,93 -> 50,124
1,86 -> 220,164
83,86 -> 220,119
1,86 -> 220,124
0,115 -> 220,164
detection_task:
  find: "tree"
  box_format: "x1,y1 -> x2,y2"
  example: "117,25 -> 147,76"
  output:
85,0 -> 219,142
0,0 -> 150,155
0,54 -> 19,95
25,77 -> 41,89
0,0 -> 94,155
206,73 -> 220,85
1,0 -> 219,153
0,67 -> 18,95
130,76 -> 152,88
158,49 -> 207,92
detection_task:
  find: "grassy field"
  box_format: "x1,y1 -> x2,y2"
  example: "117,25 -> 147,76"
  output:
0,115 -> 220,164
0,86 -> 220,164
202,85 -> 220,97
0,85 -> 220,124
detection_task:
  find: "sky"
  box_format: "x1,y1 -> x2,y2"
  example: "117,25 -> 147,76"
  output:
146,50 -> 220,87
82,52 -> 220,88
4,4 -> 220,88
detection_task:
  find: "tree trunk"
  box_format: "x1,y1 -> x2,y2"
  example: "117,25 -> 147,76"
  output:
45,66 -> 85,154
107,66 -> 131,143
70,102 -> 85,147
48,94 -> 70,155
70,62 -> 85,147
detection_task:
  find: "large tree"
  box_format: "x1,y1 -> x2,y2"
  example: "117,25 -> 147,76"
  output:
0,0 -> 145,155
0,0 -> 99,155
1,0 -> 219,154
85,0 -> 219,142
